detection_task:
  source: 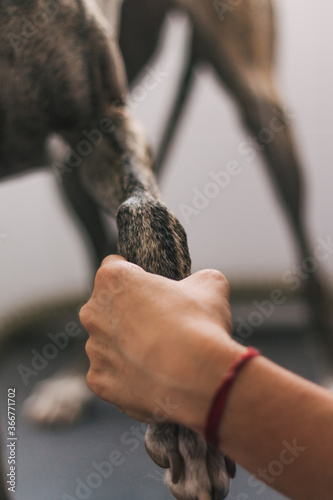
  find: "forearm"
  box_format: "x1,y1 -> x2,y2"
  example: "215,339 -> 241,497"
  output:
214,352 -> 333,499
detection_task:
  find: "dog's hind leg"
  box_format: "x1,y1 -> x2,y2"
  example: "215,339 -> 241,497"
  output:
186,0 -> 332,352
22,171 -> 112,426
119,0 -> 196,179
74,102 -> 235,500
155,32 -> 196,177
119,0 -> 171,85
60,167 -> 118,267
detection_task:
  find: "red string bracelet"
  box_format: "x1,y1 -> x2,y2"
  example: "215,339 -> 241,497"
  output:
205,347 -> 260,447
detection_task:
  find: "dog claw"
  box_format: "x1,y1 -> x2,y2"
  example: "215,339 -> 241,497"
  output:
224,456 -> 236,479
169,450 -> 184,484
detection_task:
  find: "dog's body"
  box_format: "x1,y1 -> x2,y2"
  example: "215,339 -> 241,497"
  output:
119,0 -> 332,355
0,1 -> 234,499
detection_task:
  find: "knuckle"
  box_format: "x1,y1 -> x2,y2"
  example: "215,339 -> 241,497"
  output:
201,269 -> 230,297
94,266 -> 111,288
84,338 -> 93,359
86,369 -> 101,396
87,369 -> 117,405
79,305 -> 95,331
85,339 -> 107,365
201,268 -> 228,284
95,261 -> 128,292
221,275 -> 230,298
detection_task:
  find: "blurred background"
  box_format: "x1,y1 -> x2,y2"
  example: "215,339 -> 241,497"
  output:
0,1 -> 332,499
0,0 -> 332,316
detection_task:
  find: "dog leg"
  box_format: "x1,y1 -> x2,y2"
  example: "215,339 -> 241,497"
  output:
73,101 -> 235,500
61,30 -> 234,493
0,0 -> 234,493
182,0 -> 332,351
59,4 -> 235,495
118,0 -> 171,85
155,31 -> 196,177
60,167 -> 118,266
119,0 -> 196,177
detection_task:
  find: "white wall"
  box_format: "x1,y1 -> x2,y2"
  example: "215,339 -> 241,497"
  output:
0,0 -> 332,318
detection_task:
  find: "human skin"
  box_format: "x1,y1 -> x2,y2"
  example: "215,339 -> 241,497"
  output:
80,255 -> 333,500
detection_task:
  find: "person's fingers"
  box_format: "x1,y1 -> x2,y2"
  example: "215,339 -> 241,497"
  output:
101,254 -> 128,268
80,256 -> 153,335
101,254 -> 146,277
79,258 -> 125,323
182,269 -> 230,300
79,304 -> 95,333
86,367 -> 114,403
181,269 -> 232,333
96,255 -> 146,294
85,337 -> 110,364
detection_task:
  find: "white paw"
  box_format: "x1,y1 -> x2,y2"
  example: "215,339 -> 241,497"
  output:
23,373 -> 92,426
145,424 -> 235,500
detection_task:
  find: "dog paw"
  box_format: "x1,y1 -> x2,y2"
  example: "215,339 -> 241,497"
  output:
117,197 -> 191,280
145,424 -> 235,500
23,373 -> 92,426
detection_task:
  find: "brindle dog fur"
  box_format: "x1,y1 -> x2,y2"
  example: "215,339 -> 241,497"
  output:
0,1 -> 234,499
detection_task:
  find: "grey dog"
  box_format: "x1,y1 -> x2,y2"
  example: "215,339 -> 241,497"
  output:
0,1 -> 235,499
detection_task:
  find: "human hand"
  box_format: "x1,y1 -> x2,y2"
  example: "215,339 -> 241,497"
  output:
80,255 -> 244,435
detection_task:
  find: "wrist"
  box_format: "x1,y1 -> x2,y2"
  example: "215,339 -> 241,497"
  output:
175,332 -> 247,436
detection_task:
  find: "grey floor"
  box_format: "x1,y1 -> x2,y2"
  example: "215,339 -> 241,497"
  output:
0,301 -> 323,500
